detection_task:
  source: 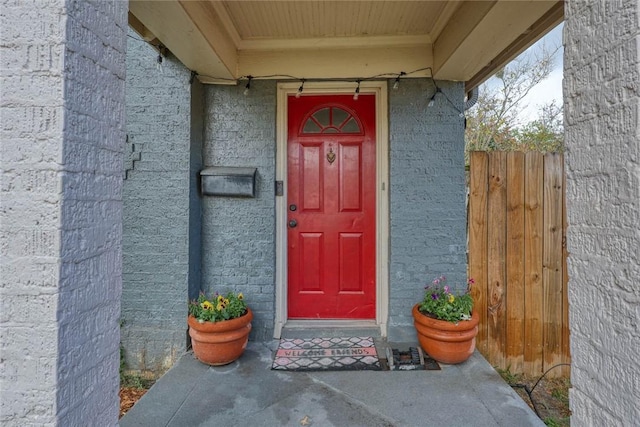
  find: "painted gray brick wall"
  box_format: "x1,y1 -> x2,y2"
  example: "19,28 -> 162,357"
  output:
200,79 -> 465,342
1,0 -> 126,425
388,79 -> 467,341
189,80 -> 204,301
564,1 -> 640,425
202,81 -> 277,341
122,32 -> 192,373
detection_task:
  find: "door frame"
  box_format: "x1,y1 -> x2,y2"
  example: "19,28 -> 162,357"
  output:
274,81 -> 389,338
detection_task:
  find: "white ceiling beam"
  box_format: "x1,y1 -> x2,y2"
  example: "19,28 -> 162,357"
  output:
430,0 -> 463,42
179,0 -> 239,77
432,0 -> 497,79
129,0 -> 236,80
433,0 -> 560,82
466,1 -> 564,90
238,46 -> 433,80
128,12 -> 158,43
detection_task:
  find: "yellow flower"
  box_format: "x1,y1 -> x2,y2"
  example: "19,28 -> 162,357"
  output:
201,301 -> 213,310
217,295 -> 224,302
448,294 -> 455,303
224,298 -> 230,306
216,302 -> 224,311
238,293 -> 244,300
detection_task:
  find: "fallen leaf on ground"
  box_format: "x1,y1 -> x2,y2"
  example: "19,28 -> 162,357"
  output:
300,415 -> 312,426
120,387 -> 148,418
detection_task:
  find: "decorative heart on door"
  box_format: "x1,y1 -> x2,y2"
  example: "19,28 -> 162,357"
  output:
327,148 -> 336,164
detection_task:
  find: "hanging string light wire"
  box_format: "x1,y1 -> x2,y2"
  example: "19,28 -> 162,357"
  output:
428,77 -> 464,116
229,67 -> 434,87
127,35 -> 436,90
126,35 -> 464,114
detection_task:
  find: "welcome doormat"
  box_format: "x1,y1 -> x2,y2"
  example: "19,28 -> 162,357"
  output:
271,337 -> 382,372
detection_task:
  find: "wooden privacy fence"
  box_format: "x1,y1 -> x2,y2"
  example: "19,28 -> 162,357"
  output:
468,151 -> 569,377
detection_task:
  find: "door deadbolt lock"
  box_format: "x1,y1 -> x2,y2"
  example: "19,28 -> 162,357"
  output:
289,204 -> 297,211
288,219 -> 298,228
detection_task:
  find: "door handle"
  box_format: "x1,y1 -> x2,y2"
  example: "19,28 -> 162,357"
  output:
288,219 -> 298,228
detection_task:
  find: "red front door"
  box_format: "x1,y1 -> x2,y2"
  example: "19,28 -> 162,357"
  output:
287,94 -> 376,319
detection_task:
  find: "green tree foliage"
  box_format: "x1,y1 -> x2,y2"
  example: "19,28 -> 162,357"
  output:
512,102 -> 563,152
465,44 -> 563,157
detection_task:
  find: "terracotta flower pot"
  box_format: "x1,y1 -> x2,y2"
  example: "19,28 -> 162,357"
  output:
188,308 -> 253,366
412,304 -> 479,364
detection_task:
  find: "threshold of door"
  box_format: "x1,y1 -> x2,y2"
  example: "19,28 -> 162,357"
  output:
280,320 -> 381,339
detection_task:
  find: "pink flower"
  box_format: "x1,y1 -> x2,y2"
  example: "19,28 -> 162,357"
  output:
444,285 -> 450,293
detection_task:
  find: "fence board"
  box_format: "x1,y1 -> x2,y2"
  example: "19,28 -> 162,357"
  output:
524,152 -> 544,375
543,153 -> 565,376
487,152 -> 507,369
469,152 -> 489,355
561,171 -> 571,377
506,152 -> 525,373
468,151 -> 569,377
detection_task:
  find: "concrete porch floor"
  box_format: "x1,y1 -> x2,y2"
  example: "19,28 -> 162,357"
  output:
120,341 -> 544,427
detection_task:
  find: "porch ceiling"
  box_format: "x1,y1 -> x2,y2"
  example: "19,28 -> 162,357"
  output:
129,0 -> 563,89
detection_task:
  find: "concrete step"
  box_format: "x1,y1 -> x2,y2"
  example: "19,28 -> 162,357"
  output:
279,321 -> 382,339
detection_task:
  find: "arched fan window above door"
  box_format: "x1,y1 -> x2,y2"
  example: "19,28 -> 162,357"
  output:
302,106 -> 362,134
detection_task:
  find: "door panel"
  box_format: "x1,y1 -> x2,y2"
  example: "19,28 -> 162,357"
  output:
301,143 -> 323,211
339,144 -> 362,211
287,95 -> 376,319
339,233 -> 363,292
299,233 -> 323,291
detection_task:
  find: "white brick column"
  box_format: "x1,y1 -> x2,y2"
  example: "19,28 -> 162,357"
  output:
0,0 -> 127,425
564,0 -> 640,425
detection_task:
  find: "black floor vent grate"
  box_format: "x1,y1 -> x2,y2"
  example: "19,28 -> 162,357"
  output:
385,347 -> 441,371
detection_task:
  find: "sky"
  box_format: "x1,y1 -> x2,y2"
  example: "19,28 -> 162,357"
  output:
517,23 -> 564,122
481,23 -> 564,124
